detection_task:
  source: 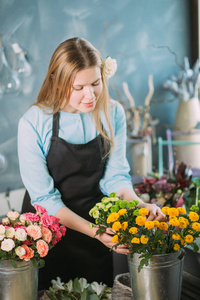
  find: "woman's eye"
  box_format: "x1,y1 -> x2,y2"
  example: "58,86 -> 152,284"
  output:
73,86 -> 83,91
92,81 -> 100,86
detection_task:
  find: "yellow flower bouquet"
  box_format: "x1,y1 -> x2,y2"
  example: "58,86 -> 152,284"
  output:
89,193 -> 200,271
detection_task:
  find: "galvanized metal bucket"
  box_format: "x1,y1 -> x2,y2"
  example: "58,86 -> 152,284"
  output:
0,260 -> 38,300
128,252 -> 184,300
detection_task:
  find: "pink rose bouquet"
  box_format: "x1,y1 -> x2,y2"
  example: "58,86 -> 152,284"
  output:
0,204 -> 66,268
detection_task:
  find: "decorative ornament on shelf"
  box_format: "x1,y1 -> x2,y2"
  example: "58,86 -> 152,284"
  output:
163,57 -> 200,102
122,75 -> 159,176
123,74 -> 159,143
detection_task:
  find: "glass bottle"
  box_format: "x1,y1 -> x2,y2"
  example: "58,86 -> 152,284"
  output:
0,44 -> 21,95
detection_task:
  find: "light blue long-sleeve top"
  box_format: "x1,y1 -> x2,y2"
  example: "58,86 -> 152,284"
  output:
17,99 -> 133,216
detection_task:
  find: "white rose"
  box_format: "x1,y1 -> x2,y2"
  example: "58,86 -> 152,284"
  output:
19,214 -> 26,224
0,224 -> 5,235
7,211 -> 19,221
103,56 -> 117,78
15,228 -> 27,241
140,193 -> 150,203
2,217 -> 10,225
0,234 -> 5,241
5,227 -> 15,238
15,246 -> 26,257
1,238 -> 15,252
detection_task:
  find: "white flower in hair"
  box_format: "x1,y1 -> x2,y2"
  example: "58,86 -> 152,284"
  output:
103,56 -> 117,78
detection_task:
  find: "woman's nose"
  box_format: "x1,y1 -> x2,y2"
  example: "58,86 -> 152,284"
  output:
84,85 -> 94,99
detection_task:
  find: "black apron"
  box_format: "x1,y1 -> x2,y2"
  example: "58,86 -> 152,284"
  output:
22,112 -> 113,290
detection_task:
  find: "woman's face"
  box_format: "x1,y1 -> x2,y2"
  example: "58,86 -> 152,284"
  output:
61,67 -> 103,113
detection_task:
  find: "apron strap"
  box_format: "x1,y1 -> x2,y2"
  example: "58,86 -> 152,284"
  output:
52,112 -> 60,137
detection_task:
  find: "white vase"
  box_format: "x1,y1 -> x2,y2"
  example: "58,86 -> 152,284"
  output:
131,136 -> 152,176
174,98 -> 200,169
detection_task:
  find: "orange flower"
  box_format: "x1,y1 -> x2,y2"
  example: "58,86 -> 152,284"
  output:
159,222 -> 169,231
140,236 -> 149,244
177,207 -> 186,215
112,235 -> 119,243
135,216 -> 146,226
172,233 -> 181,240
107,212 -> 119,223
131,237 -> 140,244
178,217 -> 189,225
192,222 -> 200,231
168,208 -> 179,217
184,234 -> 194,243
139,208 -> 149,216
169,217 -> 179,226
118,209 -> 127,216
19,245 -> 34,261
153,220 -> 160,228
112,221 -> 121,231
129,227 -> 138,234
174,244 -> 180,251
189,211 -> 199,222
161,206 -> 169,215
180,238 -> 186,246
36,239 -> 49,257
178,220 -> 187,229
121,222 -> 128,231
145,221 -> 154,229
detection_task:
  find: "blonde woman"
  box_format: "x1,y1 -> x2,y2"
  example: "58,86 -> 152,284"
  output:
18,37 -> 164,289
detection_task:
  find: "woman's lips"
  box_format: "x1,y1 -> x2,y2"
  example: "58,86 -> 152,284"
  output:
82,101 -> 94,107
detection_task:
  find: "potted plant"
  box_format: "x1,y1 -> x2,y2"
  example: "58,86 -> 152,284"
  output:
41,277 -> 112,300
89,194 -> 200,300
0,204 -> 66,300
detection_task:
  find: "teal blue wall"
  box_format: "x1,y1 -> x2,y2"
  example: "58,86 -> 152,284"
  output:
0,0 -> 193,191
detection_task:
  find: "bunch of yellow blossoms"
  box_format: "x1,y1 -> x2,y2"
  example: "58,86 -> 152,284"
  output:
89,194 -> 200,269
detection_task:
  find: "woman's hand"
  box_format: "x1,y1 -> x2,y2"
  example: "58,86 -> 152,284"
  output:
95,228 -> 130,255
142,203 -> 165,221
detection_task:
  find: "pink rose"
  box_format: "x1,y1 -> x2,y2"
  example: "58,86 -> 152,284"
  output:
50,215 -> 60,224
40,213 -> 53,227
60,225 -> 67,236
36,239 -> 49,257
34,204 -> 47,214
19,245 -> 34,261
52,231 -> 62,246
27,225 -> 42,240
50,223 -> 60,232
23,213 -> 40,223
41,227 -> 52,243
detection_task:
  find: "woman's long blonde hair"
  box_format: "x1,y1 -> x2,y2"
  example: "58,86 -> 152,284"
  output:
35,37 -> 114,148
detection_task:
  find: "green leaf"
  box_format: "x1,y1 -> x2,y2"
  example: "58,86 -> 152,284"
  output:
73,278 -> 81,293
80,289 -> 88,300
39,259 -> 45,269
11,260 -> 17,268
89,294 -> 99,300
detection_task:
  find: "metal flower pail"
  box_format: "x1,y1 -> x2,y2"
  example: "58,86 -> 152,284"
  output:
128,251 -> 184,300
0,260 -> 38,300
